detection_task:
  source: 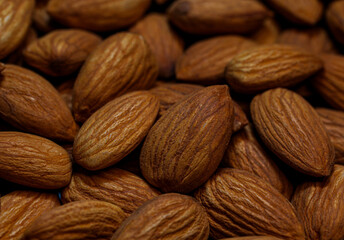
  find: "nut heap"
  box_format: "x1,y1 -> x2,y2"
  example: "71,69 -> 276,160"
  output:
0,0 -> 344,240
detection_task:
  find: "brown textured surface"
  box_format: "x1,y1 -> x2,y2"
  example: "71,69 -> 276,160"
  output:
0,132 -> 72,189
73,91 -> 159,170
23,29 -> 101,76
73,32 -> 158,122
0,0 -> 34,59
168,0 -> 271,35
232,101 -> 249,133
130,13 -> 184,78
140,85 -> 233,193
112,193 -> 209,240
23,200 -> 127,240
195,168 -> 305,239
223,125 -> 293,198
221,237 -> 283,240
176,35 -> 256,84
225,44 -> 323,94
326,1 -> 344,44
0,190 -> 60,240
250,18 -> 279,45
0,64 -> 79,141
292,165 -> 344,240
251,88 -> 335,176
47,0 -> 151,32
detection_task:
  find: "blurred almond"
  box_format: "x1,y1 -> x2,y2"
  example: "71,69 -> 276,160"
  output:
57,79 -> 75,111
326,1 -> 344,45
220,237 -> 283,240
250,18 -> 280,45
33,0 -> 58,33
232,101 -> 249,132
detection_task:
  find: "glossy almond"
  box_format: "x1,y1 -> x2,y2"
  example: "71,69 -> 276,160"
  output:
47,0 -> 151,32
176,35 -> 256,84
23,29 -> 101,76
23,200 -> 126,240
140,85 -> 233,193
112,193 -> 209,240
0,132 -> 72,189
292,165 -> 344,240
0,190 -> 60,240
0,0 -> 34,59
195,168 -> 305,239
326,1 -> 344,45
73,32 -> 158,122
251,88 -> 335,176
225,44 -> 323,94
62,168 -> 160,216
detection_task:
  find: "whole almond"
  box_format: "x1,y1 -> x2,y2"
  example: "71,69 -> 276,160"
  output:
140,85 -> 234,193
0,64 -> 79,141
250,18 -> 280,45
251,88 -> 335,176
112,193 -> 209,240
225,44 -> 323,94
0,190 -> 60,240
23,200 -> 127,240
61,168 -> 160,216
73,32 -> 158,123
0,0 -> 35,59
326,1 -> 344,45
292,165 -> 344,240
23,29 -> 101,76
168,0 -> 271,35
47,0 -> 151,32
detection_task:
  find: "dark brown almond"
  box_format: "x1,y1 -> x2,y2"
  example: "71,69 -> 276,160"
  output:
326,1 -> 344,45
57,79 -> 75,111
220,237 -> 284,240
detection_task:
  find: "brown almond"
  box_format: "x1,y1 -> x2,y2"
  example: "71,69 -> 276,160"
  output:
232,101 -> 249,133
225,44 -> 323,94
73,32 -> 158,123
57,79 -> 75,111
326,1 -> 344,45
112,193 -> 209,240
140,85 -> 234,193
250,88 -> 335,176
220,237 -> 284,240
32,0 -> 57,33
250,18 -> 280,45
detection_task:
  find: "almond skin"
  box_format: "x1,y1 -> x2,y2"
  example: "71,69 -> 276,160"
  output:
176,35 -> 256,84
0,0 -> 35,59
140,85 -> 234,193
47,0 -> 151,32
220,237 -> 283,240
72,32 -> 158,123
0,64 -> 79,142
250,88 -> 335,176
61,168 -> 160,216
195,168 -> 305,240
23,200 -> 127,240
23,29 -> 101,76
73,91 -> 159,170
292,165 -> 344,240
225,44 -> 323,94
0,132 -> 72,189
326,1 -> 344,45
0,190 -> 60,240
112,193 -> 209,240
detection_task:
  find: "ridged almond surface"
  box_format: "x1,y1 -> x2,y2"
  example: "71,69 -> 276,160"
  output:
195,168 -> 305,240
47,0 -> 151,32
0,64 -> 78,141
223,125 -> 293,198
61,168 -> 160,216
250,18 -> 279,45
168,0 -> 271,35
221,237 -> 283,240
112,193 -> 209,240
225,44 -> 323,94
0,132 -> 72,189
292,165 -> 344,240
326,1 -> 344,45
130,13 -> 184,78
140,85 -> 233,193
0,0 -> 34,59
23,29 -> 101,76
251,88 -> 335,176
73,32 -> 158,123
23,200 -> 126,240
176,35 -> 256,84
0,190 -> 60,240
74,91 -> 159,170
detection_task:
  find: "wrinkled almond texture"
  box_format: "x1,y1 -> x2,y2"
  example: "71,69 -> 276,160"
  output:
326,1 -> 344,45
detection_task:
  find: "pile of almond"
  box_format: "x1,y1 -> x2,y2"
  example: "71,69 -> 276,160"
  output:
0,0 -> 344,239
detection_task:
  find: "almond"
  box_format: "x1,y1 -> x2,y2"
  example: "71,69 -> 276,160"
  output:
32,0 -> 57,33
140,85 -> 234,193
225,44 -> 323,94
220,237 -> 283,240
232,101 -> 249,133
292,165 -> 344,240
57,79 -> 75,111
0,132 -> 72,189
112,193 -> 209,240
72,32 -> 158,123
326,1 -> 344,45
23,200 -> 127,240
250,18 -> 280,45
250,88 -> 335,176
